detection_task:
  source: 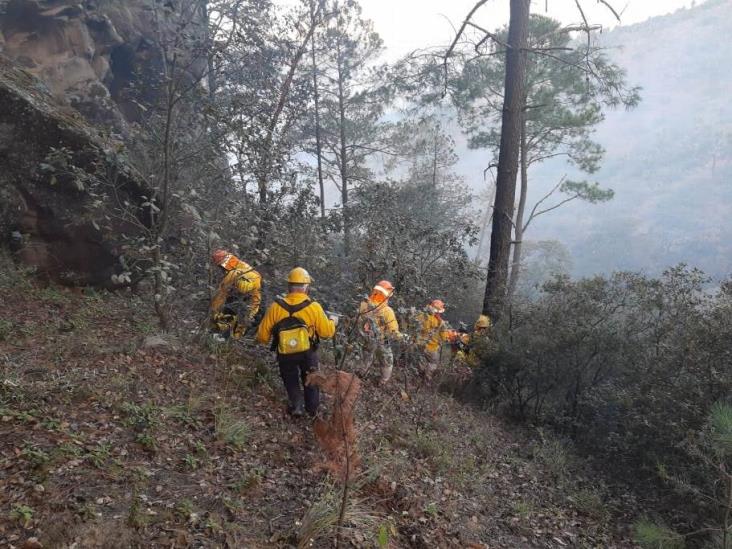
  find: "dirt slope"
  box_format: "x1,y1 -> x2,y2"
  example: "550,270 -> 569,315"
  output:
0,262 -> 639,548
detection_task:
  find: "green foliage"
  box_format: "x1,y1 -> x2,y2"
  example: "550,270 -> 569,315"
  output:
230,468 -> 264,495
376,522 -> 390,548
634,519 -> 685,549
570,489 -> 608,520
135,432 -> 158,453
533,430 -> 573,481
0,319 -> 13,342
424,502 -> 439,517
349,116 -> 481,311
21,445 -> 50,469
175,499 -> 196,522
709,402 -> 732,457
121,402 -> 160,431
127,494 -> 148,529
655,403 -> 732,546
475,266 -> 732,542
9,503 -> 34,528
214,408 -> 250,450
86,442 -> 112,468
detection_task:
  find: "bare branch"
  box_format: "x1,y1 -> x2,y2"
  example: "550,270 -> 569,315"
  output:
574,0 -> 593,77
597,0 -> 622,22
442,0 -> 491,97
523,175 -> 566,231
466,21 -> 510,50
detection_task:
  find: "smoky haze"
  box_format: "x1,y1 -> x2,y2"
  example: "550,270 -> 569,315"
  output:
377,0 -> 731,279
280,0 -> 730,279
359,0 -> 699,61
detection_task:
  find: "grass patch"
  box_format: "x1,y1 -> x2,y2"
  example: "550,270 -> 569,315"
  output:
569,488 -> 608,520
534,429 -> 574,481
121,402 -> 161,431
511,500 -> 534,520
183,453 -> 201,471
298,481 -> 379,549
634,519 -> 685,549
86,442 -> 112,468
214,408 -> 250,450
21,444 -> 51,469
127,494 -> 148,529
175,499 -> 196,522
229,468 -> 264,495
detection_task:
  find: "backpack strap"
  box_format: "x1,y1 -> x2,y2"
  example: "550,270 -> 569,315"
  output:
274,296 -> 312,317
271,297 -> 313,354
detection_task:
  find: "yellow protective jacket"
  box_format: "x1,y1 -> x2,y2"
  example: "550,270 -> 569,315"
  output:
210,260 -> 262,319
417,312 -> 449,353
256,293 -> 336,346
358,299 -> 400,342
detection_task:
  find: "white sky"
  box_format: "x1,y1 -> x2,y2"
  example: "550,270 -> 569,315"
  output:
357,0 -> 700,59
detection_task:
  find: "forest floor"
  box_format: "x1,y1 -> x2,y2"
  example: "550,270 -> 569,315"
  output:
0,265 -> 641,548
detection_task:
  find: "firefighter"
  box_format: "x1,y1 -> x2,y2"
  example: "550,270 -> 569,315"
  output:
474,314 -> 491,334
210,249 -> 262,340
416,299 -> 450,380
256,267 -> 337,417
358,280 -> 401,385
446,323 -> 471,361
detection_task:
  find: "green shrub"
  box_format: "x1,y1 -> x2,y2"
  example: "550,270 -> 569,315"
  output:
471,267 -> 732,542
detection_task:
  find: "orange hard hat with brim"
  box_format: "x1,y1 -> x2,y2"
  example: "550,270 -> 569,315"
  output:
373,280 -> 395,297
212,249 -> 229,266
428,299 -> 445,314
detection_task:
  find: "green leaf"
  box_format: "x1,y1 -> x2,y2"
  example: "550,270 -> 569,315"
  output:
377,523 -> 390,548
709,401 -> 732,456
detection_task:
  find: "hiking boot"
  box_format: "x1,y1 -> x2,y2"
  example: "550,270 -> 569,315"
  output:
289,403 -> 305,418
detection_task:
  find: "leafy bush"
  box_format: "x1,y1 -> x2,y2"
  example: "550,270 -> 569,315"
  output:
472,266 -> 732,535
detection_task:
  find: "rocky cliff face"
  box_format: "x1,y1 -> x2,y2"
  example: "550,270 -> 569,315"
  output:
0,54 -> 150,286
0,0 -> 208,285
0,0 -> 206,132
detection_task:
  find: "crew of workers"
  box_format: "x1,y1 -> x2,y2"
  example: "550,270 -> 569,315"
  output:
209,249 -> 490,417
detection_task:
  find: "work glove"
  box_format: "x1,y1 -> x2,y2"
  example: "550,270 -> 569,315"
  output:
329,314 -> 340,326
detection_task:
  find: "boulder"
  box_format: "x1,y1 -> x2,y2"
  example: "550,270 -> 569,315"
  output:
0,0 -> 208,131
0,54 -> 151,286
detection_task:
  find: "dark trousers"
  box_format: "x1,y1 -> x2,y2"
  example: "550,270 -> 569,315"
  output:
278,351 -> 319,414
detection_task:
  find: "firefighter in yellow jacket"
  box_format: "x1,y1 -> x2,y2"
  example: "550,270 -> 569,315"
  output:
256,267 -> 336,417
358,280 -> 401,384
446,314 -> 492,368
417,299 -> 450,379
210,249 -> 262,340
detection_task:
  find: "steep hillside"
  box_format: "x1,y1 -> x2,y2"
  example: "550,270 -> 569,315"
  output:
0,258 -> 639,548
465,0 -> 732,279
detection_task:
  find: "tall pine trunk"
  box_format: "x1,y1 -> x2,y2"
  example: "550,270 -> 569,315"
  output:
508,110 -> 528,295
310,0 -> 326,217
336,42 -> 350,257
482,0 -> 530,319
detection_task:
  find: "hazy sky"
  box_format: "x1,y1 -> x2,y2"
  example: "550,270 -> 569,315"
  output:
357,0 -> 700,59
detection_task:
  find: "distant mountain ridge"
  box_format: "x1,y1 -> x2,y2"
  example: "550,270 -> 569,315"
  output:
463,0 -> 732,279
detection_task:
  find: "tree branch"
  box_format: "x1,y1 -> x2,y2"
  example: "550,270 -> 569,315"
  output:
442,0 -> 491,97
523,175 -> 566,232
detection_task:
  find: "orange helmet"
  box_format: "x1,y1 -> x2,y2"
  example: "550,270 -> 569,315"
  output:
428,299 -> 445,314
212,249 -> 229,266
373,280 -> 395,297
